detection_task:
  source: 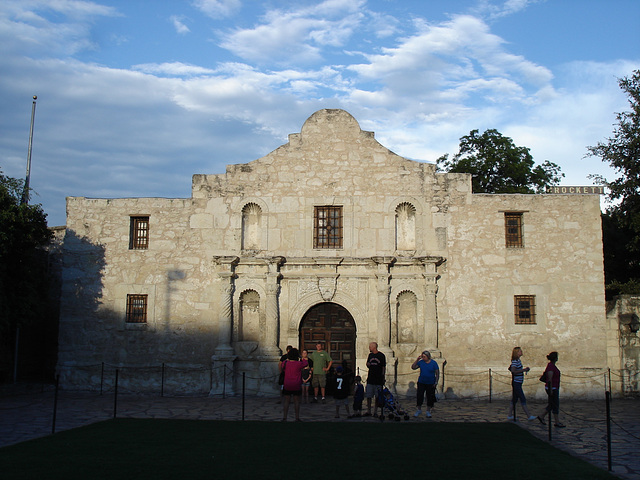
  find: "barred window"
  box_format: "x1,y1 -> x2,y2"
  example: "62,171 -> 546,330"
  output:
126,294 -> 148,323
314,206 -> 343,249
514,295 -> 536,325
505,212 -> 523,248
130,216 -> 149,250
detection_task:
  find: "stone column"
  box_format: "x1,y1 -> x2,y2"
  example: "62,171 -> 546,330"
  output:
421,256 -> 444,355
263,275 -> 282,356
261,257 -> 284,355
214,273 -> 235,355
372,256 -> 395,359
424,281 -> 438,347
211,256 -> 238,396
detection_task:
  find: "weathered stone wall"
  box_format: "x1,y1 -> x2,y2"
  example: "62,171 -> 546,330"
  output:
439,193 -> 607,398
57,109 -> 609,397
607,295 -> 640,396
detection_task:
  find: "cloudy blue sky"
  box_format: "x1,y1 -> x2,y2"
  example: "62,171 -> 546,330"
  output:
1,0 -> 638,226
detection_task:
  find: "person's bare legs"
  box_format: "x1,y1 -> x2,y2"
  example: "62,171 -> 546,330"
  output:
282,395 -> 291,421
294,396 -> 301,420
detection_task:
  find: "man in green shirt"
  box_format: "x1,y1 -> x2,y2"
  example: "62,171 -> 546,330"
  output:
310,342 -> 333,403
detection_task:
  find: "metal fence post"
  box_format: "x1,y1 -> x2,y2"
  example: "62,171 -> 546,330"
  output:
113,369 -> 119,419
606,390 -> 612,471
441,360 -> 446,395
161,363 -> 165,397
242,372 -> 246,421
100,362 -> 104,395
223,366 -> 227,399
51,374 -> 59,435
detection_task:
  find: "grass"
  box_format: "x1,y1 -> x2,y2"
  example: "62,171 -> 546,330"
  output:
0,419 -> 616,480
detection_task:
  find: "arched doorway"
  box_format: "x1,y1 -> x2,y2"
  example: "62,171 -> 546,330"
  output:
299,302 -> 356,373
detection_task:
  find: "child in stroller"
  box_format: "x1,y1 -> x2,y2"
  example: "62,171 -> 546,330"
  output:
376,387 -> 410,421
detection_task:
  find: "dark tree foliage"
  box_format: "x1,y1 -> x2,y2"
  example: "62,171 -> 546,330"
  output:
437,129 -> 563,194
0,170 -> 53,381
587,70 -> 640,297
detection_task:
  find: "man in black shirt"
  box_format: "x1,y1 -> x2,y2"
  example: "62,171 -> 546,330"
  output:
364,341 -> 386,417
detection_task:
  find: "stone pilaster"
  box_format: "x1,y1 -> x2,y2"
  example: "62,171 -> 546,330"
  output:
422,260 -> 439,349
372,256 -> 395,359
212,256 -> 238,356
263,256 -> 284,356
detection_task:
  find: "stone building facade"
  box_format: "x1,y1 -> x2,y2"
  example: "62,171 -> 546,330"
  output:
58,109 -> 610,398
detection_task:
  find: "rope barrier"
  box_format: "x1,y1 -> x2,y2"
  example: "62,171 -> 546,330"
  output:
47,363 -> 639,398
559,407 -> 604,423
610,418 -> 640,441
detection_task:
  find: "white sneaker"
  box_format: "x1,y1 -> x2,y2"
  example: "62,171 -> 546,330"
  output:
507,415 -> 514,420
426,411 -> 432,418
527,415 -> 537,421
413,409 -> 422,417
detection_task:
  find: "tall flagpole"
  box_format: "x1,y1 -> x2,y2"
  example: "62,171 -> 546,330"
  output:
20,95 -> 37,206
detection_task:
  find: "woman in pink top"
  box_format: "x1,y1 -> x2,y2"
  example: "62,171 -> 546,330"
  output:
536,351 -> 565,428
281,348 -> 308,421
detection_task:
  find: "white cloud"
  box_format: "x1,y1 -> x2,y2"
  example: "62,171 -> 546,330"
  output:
0,0 -> 637,227
475,0 -> 541,21
170,15 -> 190,35
0,0 -> 119,56
348,14 -> 554,113
192,0 -> 241,19
133,62 -> 215,76
219,0 -> 364,65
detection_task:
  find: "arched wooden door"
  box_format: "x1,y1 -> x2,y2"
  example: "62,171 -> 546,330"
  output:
299,302 -> 356,372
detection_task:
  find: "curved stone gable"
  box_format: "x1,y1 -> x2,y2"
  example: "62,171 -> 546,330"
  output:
300,108 -> 364,142
212,109 -> 441,199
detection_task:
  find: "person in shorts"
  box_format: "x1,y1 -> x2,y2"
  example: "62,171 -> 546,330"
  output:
310,342 -> 333,403
333,366 -> 351,418
301,349 -> 312,403
364,341 -> 386,417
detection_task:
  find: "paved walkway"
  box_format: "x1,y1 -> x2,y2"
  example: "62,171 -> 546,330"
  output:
1,387 -> 638,479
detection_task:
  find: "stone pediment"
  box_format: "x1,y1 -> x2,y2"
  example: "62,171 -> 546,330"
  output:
203,109 -> 440,198
297,109 -> 370,143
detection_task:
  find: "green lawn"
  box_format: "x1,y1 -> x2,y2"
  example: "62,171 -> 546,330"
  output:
0,419 -> 616,480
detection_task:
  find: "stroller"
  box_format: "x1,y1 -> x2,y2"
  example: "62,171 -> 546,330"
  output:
376,387 -> 410,421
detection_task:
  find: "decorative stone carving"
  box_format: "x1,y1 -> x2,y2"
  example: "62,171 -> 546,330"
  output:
318,275 -> 338,301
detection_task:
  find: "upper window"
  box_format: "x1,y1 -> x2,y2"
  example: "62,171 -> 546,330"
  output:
126,294 -> 148,323
504,212 -> 523,248
130,216 -> 149,250
514,295 -> 536,325
314,206 -> 343,249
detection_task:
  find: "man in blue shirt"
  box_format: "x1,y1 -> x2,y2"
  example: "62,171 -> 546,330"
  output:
411,350 -> 439,418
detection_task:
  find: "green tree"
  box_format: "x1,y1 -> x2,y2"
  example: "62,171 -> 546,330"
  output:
437,129 -> 563,194
0,170 -> 53,381
587,70 -> 640,296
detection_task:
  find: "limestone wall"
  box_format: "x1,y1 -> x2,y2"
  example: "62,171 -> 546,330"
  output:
439,193 -> 607,398
57,109 -> 609,397
59,198 -> 220,375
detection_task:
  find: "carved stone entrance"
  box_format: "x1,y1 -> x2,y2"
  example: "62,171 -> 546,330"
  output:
299,302 -> 356,372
